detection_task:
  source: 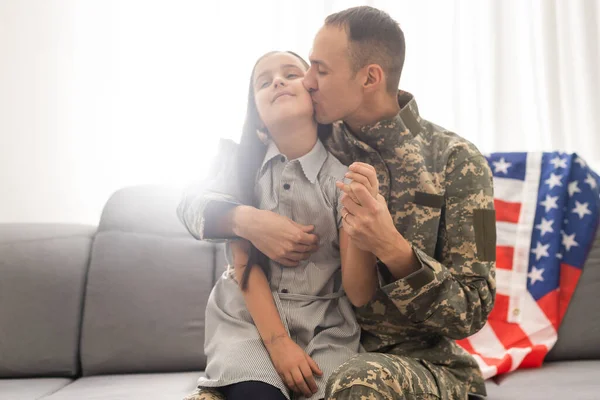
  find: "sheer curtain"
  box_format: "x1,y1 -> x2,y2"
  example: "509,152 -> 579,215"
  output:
371,0 -> 599,162
1,0 -> 598,224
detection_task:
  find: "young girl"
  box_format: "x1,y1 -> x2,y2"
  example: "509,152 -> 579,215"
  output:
190,51 -> 379,400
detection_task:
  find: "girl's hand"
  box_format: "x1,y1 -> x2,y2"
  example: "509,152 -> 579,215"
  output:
336,162 -> 379,202
265,335 -> 323,397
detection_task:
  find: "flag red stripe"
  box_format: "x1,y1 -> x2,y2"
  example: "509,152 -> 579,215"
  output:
488,294 -> 510,321
519,345 -> 548,369
558,263 -> 583,325
496,246 -> 514,270
488,319 -> 532,350
495,199 -> 521,223
480,354 -> 512,376
537,289 -> 560,330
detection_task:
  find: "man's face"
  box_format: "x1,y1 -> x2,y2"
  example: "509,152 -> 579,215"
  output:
303,25 -> 365,124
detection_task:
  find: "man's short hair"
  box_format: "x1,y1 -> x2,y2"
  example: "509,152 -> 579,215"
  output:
325,6 -> 406,94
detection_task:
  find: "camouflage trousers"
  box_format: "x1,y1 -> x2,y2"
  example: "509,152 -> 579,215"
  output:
183,387 -> 224,400
325,353 -> 469,400
183,353 -> 468,400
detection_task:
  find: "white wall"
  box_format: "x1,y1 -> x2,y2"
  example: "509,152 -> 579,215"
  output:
0,1 -> 224,225
0,1 -> 84,223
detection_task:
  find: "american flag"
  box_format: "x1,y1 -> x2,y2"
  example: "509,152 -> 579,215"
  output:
456,152 -> 600,379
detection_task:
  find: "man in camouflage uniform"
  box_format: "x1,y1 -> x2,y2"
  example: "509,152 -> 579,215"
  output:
179,6 -> 496,400
318,89 -> 496,399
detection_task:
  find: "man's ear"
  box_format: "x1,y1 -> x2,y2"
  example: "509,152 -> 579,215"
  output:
363,64 -> 384,91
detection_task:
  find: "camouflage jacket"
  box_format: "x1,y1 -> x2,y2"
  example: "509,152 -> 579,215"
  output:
323,91 -> 496,397
177,91 -> 496,397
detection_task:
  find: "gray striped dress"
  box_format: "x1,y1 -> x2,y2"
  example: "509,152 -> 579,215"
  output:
197,139 -> 363,399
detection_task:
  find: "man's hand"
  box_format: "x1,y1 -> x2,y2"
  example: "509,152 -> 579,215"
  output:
337,163 -> 419,279
341,162 -> 379,198
265,335 -> 323,397
232,206 -> 319,267
336,162 -> 390,254
340,188 -> 399,255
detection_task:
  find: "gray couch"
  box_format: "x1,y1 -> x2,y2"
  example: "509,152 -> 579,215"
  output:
1,185 -> 599,400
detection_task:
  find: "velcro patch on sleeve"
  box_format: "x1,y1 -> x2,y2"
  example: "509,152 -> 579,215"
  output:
473,209 -> 497,262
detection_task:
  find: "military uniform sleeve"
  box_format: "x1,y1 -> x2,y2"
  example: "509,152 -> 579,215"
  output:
176,139 -> 244,242
379,153 -> 496,339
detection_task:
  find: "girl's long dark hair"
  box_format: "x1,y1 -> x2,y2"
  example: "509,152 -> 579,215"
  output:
238,51 -> 332,290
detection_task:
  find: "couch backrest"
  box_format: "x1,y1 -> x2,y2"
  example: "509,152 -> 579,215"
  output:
0,224 -> 95,378
547,224 -> 600,361
79,185 -> 221,376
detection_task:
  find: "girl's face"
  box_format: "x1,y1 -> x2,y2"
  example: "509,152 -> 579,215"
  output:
252,52 -> 314,132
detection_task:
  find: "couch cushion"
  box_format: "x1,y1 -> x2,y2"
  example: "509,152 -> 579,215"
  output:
483,380 -> 499,398
98,185 -> 199,238
80,186 -> 217,375
546,226 -> 600,361
0,378 -> 72,400
0,224 -> 95,378
487,360 -> 600,399
40,372 -> 202,400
